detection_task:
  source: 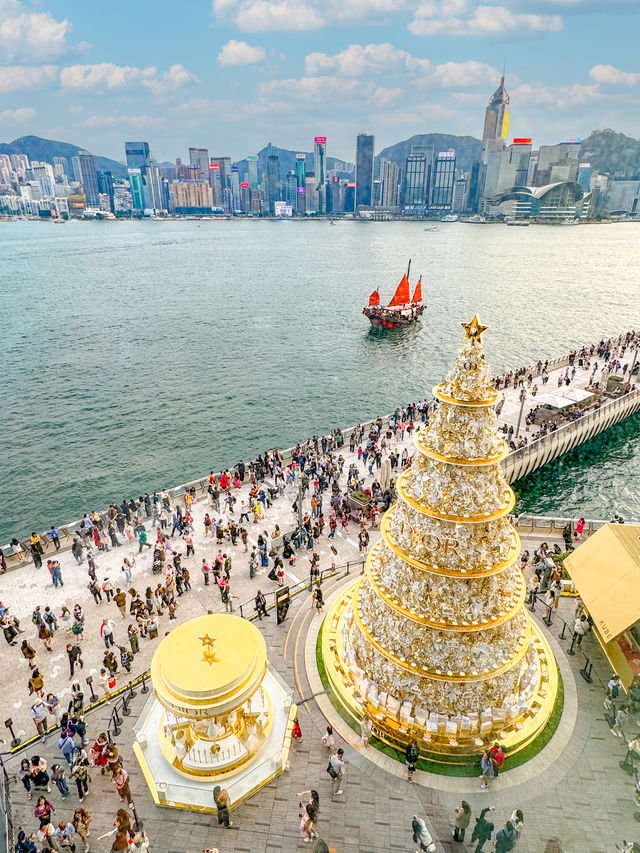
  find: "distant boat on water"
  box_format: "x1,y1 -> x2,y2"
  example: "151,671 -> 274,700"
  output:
363,261 -> 425,330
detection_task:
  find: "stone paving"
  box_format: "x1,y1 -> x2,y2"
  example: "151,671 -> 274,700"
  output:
5,574 -> 640,853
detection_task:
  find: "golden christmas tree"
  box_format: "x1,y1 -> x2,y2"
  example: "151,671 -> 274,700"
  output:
325,316 -> 557,754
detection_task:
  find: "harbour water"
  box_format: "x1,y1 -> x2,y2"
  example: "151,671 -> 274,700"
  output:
2,218 -> 640,541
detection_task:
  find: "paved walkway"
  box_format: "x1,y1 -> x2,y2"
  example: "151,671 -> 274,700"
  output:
5,570 -> 639,853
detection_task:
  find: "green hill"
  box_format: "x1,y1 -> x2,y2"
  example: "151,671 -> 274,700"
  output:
0,135 -> 128,178
580,129 -> 640,178
375,133 -> 482,174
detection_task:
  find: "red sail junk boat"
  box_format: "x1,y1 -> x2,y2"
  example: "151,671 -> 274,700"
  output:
363,260 -> 425,329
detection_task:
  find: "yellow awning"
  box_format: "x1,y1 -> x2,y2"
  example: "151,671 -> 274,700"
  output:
564,523 -> 640,643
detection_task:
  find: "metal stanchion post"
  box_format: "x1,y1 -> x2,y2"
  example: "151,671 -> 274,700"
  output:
558,621 -> 567,640
128,680 -> 136,700
122,694 -> 131,717
567,635 -> 577,656
86,675 -> 96,702
5,718 -> 20,749
140,673 -> 149,695
111,708 -> 121,738
131,800 -> 143,831
580,658 -> 593,683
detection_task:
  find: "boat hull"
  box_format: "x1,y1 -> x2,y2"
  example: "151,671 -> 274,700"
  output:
363,305 -> 424,329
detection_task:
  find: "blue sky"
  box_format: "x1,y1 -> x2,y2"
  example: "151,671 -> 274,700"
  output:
0,0 -> 638,163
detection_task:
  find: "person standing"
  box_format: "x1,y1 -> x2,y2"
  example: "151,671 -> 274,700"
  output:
327,748 -> 345,795
360,714 -> 372,748
114,588 -> 127,618
112,764 -> 133,807
405,738 -> 418,782
213,785 -> 233,827
31,698 -> 49,738
470,807 -> 495,853
479,750 -> 494,789
100,618 -> 115,648
453,801 -> 471,842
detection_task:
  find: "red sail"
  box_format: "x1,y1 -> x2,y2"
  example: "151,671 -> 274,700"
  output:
412,279 -> 422,303
387,274 -> 411,307
368,290 -> 380,306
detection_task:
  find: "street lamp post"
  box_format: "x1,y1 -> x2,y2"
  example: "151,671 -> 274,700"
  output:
515,387 -> 527,439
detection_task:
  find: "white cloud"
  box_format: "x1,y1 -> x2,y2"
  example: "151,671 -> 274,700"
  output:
0,64 -> 58,93
589,64 -> 639,87
428,60 -> 499,87
0,0 -> 72,60
511,82 -> 599,108
143,64 -> 199,95
409,1 -> 562,38
218,39 -> 267,67
59,62 -> 198,94
0,106 -> 35,121
60,63 -> 155,89
305,43 -> 431,77
373,86 -> 405,105
212,0 -> 405,31
76,114 -> 167,129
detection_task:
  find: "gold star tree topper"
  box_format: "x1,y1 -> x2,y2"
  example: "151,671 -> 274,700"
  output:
461,315 -> 488,343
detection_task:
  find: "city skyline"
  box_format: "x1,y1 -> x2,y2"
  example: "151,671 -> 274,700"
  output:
0,0 -> 639,160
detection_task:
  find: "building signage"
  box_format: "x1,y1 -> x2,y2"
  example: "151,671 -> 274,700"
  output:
240,182 -> 249,188
314,137 -> 326,144
513,138 -> 532,144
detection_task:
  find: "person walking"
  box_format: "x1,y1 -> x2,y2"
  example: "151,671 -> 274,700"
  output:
327,748 -> 345,795
470,806 -> 495,853
479,750 -> 495,789
58,732 -> 76,767
254,590 -> 268,619
72,807 -> 92,853
112,764 -> 133,807
405,738 -> 418,782
67,643 -> 83,679
411,816 -> 436,852
510,809 -> 524,839
22,638 -> 37,669
114,588 -> 127,618
71,757 -> 90,803
300,804 -> 317,843
137,528 -> 151,553
494,821 -> 517,852
50,764 -> 69,799
213,785 -> 233,827
453,801 -> 471,842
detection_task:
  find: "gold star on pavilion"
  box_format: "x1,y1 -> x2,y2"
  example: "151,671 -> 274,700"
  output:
199,633 -> 216,650
461,315 -> 488,342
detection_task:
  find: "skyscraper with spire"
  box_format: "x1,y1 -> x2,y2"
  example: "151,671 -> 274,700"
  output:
482,76 -> 510,143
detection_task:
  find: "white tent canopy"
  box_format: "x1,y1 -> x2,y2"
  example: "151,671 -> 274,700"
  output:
535,393 -> 574,409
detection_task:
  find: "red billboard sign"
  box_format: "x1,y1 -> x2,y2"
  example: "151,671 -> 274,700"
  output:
314,137 -> 326,144
240,182 -> 249,188
513,138 -> 532,144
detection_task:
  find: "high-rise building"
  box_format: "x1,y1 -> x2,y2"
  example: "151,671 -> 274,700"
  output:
97,170 -> 115,212
477,77 -> 510,210
210,157 -> 232,210
403,146 -> 433,211
125,141 -> 151,172
314,137 -> 326,213
577,163 -> 593,193
77,151 -> 100,206
286,172 -> 297,207
431,149 -> 456,210
70,156 -> 82,184
482,76 -> 510,144
266,145 -> 280,214
295,154 -> 306,214
533,141 -> 581,186
231,165 -> 240,212
355,133 -> 375,209
240,181 -> 250,214
53,156 -> 68,177
380,159 -> 400,208
304,174 -> 318,213
482,139 -> 531,203
247,155 -> 258,190
452,178 -> 468,212
127,169 -> 145,211
170,180 -> 213,213
188,148 -> 209,179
